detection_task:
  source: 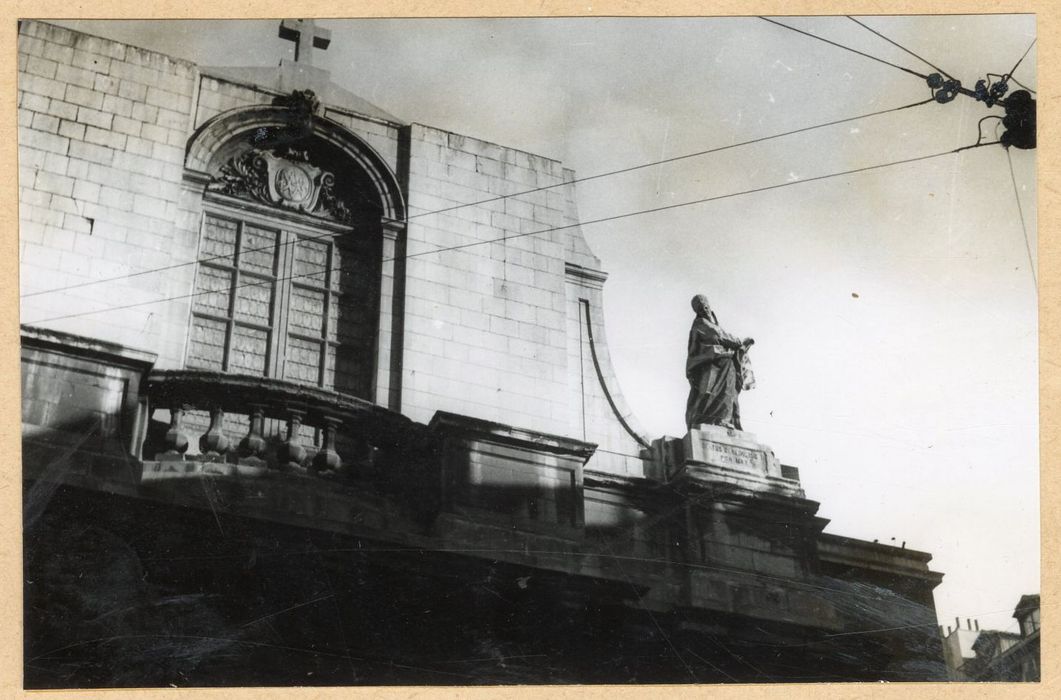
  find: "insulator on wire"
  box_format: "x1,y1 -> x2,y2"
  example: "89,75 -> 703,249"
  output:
974,77 -> 1009,107
927,73 -> 961,103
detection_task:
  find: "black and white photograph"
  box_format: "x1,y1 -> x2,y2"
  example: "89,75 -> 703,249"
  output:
17,13 -> 1039,687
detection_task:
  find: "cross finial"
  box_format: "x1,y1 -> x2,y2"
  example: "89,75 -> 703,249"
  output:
278,19 -> 331,66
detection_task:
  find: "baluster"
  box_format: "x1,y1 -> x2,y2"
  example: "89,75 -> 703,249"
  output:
311,416 -> 342,475
159,404 -> 190,461
277,408 -> 307,471
238,404 -> 268,466
199,406 -> 230,462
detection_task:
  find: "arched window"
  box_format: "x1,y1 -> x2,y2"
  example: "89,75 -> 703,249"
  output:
182,97 -> 405,403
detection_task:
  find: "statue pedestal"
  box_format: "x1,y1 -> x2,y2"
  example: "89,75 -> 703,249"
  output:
643,425 -> 834,629
668,424 -> 804,498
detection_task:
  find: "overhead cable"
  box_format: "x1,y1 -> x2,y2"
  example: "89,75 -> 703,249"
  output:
759,16 -> 930,80
846,16 -> 955,80
1006,38 -> 1037,83
22,98 -> 935,300
25,141 -> 998,325
1006,147 -> 1037,290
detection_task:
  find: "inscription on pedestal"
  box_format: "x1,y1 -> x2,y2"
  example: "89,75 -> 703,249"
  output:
680,426 -> 800,493
702,442 -> 767,472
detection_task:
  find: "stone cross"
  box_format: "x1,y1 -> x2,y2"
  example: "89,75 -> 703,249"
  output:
278,19 -> 332,66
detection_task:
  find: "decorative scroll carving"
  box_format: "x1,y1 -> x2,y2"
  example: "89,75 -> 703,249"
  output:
209,147 -> 353,223
318,172 -> 352,223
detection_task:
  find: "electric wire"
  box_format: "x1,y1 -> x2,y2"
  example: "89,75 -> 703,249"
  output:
758,16 -> 930,80
987,73 -> 1036,95
1007,76 -> 1036,94
24,141 -> 998,325
1006,147 -> 1037,290
975,115 -> 1003,145
1005,37 -> 1037,84
846,16 -> 954,79
21,98 -> 936,300
998,35 -> 1037,291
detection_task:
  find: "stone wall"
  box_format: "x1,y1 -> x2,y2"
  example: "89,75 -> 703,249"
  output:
398,126 -> 649,473
18,20 -> 654,477
398,124 -> 570,436
18,21 -> 199,368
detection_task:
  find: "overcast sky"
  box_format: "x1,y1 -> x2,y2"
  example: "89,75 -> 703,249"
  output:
53,15 -> 1039,635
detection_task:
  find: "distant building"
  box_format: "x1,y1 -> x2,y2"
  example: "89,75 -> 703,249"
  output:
941,594 -> 1040,682
968,594 -> 1040,682
19,19 -> 948,686
940,617 -> 981,680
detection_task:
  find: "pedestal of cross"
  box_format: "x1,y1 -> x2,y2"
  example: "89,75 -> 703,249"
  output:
277,19 -> 334,95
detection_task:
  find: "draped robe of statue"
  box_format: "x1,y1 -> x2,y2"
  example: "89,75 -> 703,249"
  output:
685,312 -> 746,430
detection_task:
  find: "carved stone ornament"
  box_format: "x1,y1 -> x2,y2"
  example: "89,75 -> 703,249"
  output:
209,147 -> 352,223
272,89 -> 322,117
267,89 -> 321,142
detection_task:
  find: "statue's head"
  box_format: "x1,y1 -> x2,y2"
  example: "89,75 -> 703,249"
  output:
691,294 -> 711,318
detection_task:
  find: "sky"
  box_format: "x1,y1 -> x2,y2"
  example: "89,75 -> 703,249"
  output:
52,15 -> 1039,636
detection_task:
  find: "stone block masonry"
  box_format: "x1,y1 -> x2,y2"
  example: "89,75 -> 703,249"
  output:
18,20 -> 656,480
18,21 -> 199,369
400,124 -> 574,438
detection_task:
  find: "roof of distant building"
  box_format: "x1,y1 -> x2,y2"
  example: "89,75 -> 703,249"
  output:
1013,593 -> 1040,619
971,629 -> 1022,657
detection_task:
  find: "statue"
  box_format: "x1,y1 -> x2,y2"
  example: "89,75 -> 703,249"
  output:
685,294 -> 755,431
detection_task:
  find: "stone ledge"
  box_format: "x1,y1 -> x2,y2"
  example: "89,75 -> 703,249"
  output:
141,459 -> 268,483
818,532 -> 943,583
564,262 -> 608,288
429,410 -> 597,460
673,461 -> 806,499
21,323 -> 157,369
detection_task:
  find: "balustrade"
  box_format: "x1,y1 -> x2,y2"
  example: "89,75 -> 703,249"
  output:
142,370 -> 425,480
199,406 -> 230,461
160,404 -> 190,460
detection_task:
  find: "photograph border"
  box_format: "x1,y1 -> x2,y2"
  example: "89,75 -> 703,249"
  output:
2,1 -> 1054,698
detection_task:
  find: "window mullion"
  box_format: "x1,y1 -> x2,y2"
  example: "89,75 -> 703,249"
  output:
223,220 -> 243,373
272,230 -> 295,379
319,242 -> 334,388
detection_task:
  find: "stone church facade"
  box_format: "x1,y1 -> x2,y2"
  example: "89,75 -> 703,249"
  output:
19,20 -> 947,686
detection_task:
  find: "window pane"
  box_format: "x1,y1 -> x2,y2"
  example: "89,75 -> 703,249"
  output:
230,325 -> 269,375
193,265 -> 233,317
290,285 -> 325,336
240,224 -> 279,276
187,316 -> 227,370
234,276 -> 274,324
202,214 -> 237,264
190,207 -> 374,397
286,337 -> 323,385
294,237 -> 329,286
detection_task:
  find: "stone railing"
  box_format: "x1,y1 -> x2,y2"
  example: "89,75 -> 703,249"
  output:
141,370 -> 433,481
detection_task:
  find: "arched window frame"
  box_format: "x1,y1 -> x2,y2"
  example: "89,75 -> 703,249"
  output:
179,99 -> 407,408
